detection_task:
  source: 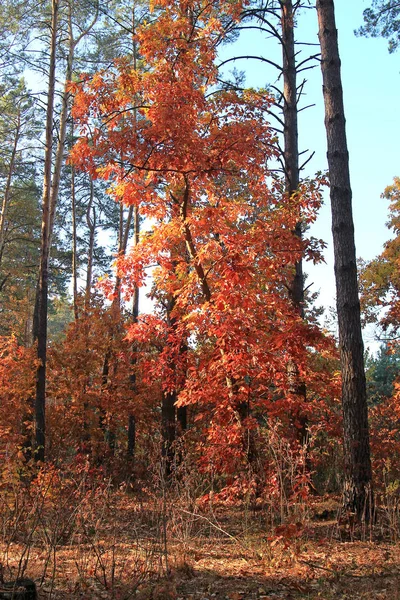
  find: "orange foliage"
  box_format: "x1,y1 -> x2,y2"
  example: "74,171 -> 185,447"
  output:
359,177 -> 400,333
0,336 -> 36,459
69,0 -> 339,474
369,384 -> 400,485
45,301 -> 158,468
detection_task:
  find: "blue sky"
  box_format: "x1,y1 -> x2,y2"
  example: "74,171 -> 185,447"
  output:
220,0 -> 400,346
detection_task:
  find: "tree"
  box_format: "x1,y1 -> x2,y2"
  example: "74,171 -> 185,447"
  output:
317,0 -> 373,518
46,299 -> 141,464
280,0 -> 308,450
0,336 -> 36,458
128,204 -> 140,459
356,0 -> 400,53
29,0 -> 151,463
71,0 -> 329,478
365,344 -> 400,405
32,0 -> 100,462
359,177 -> 400,338
0,79 -> 41,342
220,0 -> 323,455
0,0 -> 35,73
35,0 -> 59,463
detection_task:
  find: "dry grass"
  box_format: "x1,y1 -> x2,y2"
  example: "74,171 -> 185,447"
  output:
1,488 -> 400,599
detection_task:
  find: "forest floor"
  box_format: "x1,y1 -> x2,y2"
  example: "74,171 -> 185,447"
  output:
1,493 -> 400,599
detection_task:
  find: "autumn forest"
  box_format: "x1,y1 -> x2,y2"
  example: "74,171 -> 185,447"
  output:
1,0 -> 400,598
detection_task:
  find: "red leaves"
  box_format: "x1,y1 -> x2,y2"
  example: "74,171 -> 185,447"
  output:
0,337 -> 37,454
66,0 -> 340,476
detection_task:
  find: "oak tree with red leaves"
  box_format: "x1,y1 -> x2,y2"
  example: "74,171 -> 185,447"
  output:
71,0 -> 333,476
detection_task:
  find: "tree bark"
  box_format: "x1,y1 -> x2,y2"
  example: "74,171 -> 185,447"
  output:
281,0 -> 309,451
98,202 -> 135,456
161,272 -> 189,476
47,2 -> 74,253
282,0 -> 299,199
127,7 -> 141,461
48,0 -> 98,252
281,0 -> 304,314
34,0 -> 59,462
128,205 -> 140,458
127,414 -> 136,458
317,0 -> 373,518
162,388 -> 177,478
31,0 -> 99,462
161,292 -> 181,478
85,180 -> 95,311
71,162 -> 78,321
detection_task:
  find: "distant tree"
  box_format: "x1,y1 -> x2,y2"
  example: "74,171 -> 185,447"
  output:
0,79 -> 41,343
359,178 -> 400,338
365,344 -> 400,405
0,0 -> 35,73
356,1 -> 400,53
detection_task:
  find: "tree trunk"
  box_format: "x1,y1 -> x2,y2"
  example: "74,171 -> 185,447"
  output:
176,406 -> 187,432
127,414 -> 136,458
32,0 -> 99,462
281,0 -> 309,451
317,0 -> 373,518
99,204 -> 134,455
34,0 -> 99,327
114,204 -> 134,304
48,0 -> 98,252
281,0 -> 304,315
85,180 -> 95,311
282,0 -> 299,199
162,388 -> 177,478
34,0 -> 59,462
127,8 -> 141,460
128,205 -> 140,458
71,161 -> 78,321
47,7 -> 74,253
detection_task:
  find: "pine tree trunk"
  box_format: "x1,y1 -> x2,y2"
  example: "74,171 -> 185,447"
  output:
48,0 -> 99,251
71,162 -> 78,321
317,0 -> 373,518
47,10 -> 74,252
282,0 -> 299,199
127,414 -> 136,458
34,0 -> 59,462
128,9 -> 142,461
281,0 -> 309,451
282,0 -> 303,315
162,388 -> 177,478
100,203 -> 134,455
85,180 -> 95,311
128,206 -> 140,458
